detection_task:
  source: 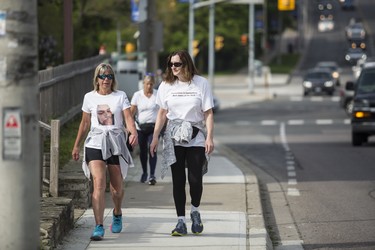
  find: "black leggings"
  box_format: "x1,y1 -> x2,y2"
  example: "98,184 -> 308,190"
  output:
171,146 -> 206,217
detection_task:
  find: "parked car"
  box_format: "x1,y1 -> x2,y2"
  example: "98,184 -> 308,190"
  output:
315,61 -> 341,85
302,68 -> 335,96
345,48 -> 367,65
346,62 -> 375,146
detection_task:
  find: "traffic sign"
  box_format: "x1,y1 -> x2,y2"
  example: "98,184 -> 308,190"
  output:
2,108 -> 22,159
278,0 -> 295,11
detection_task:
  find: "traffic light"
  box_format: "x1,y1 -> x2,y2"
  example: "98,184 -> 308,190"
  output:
215,35 -> 224,51
125,42 -> 135,53
278,0 -> 295,11
193,39 -> 200,57
241,34 -> 248,46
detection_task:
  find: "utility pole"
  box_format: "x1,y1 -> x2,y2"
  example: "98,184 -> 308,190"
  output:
64,0 -> 73,63
146,0 -> 158,73
0,0 -> 40,249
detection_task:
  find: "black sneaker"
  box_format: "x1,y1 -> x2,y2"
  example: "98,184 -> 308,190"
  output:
171,219 -> 187,236
148,177 -> 157,185
140,173 -> 147,183
190,211 -> 203,234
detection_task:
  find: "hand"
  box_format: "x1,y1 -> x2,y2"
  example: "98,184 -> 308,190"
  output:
72,147 -> 80,161
205,138 -> 214,155
150,137 -> 159,157
129,133 -> 138,147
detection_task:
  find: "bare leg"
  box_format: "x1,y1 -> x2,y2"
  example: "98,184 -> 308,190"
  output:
108,164 -> 124,215
89,160 -> 107,225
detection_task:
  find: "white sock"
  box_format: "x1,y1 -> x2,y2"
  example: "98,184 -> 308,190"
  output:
191,205 -> 200,213
178,216 -> 186,223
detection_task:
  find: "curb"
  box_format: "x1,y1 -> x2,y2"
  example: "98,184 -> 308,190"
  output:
215,142 -> 273,250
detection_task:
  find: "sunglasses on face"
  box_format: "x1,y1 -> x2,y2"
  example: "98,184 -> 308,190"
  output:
168,62 -> 183,68
97,74 -> 114,80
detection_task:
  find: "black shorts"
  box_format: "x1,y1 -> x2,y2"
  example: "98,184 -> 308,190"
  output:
85,147 -> 120,165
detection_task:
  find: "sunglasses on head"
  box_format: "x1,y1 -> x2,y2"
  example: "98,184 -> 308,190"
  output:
168,62 -> 183,68
97,74 -> 114,80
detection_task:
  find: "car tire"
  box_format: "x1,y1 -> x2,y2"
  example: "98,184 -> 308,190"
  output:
352,132 -> 365,146
345,100 -> 354,116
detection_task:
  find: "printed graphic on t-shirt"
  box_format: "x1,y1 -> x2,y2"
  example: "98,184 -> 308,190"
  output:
97,104 -> 114,125
171,91 -> 199,97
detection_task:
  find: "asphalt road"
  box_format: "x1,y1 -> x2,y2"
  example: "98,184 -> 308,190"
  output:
214,72 -> 375,249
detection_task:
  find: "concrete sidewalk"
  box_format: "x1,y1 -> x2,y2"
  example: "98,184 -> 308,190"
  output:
57,72 -> 292,250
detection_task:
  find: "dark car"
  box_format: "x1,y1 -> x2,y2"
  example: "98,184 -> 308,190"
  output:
315,61 -> 341,85
346,62 -> 375,146
345,48 -> 367,65
302,68 -> 335,96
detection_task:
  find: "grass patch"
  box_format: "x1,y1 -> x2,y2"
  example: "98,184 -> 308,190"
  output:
43,114 -> 82,168
269,53 -> 300,74
59,115 -> 81,167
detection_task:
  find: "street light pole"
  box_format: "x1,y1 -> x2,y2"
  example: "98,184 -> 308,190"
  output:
208,3 -> 215,88
0,0 -> 40,249
189,0 -> 195,58
248,3 -> 255,93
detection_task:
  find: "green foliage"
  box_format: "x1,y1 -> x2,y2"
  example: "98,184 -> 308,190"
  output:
38,0 -> 296,73
269,53 -> 300,74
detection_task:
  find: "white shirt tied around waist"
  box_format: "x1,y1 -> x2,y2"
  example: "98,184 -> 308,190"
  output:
82,127 -> 134,179
160,119 -> 209,179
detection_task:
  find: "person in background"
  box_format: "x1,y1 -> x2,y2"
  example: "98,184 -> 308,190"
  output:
150,50 -> 214,236
131,73 -> 159,185
72,63 -> 138,241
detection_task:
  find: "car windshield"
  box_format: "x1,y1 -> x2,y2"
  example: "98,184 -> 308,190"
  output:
357,69 -> 375,94
306,72 -> 330,79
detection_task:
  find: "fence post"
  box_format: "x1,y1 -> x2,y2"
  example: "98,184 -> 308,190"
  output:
50,120 -> 60,197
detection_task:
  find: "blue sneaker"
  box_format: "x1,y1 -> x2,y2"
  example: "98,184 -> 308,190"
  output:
190,211 -> 203,234
171,219 -> 187,236
90,225 -> 104,241
110,213 -> 123,233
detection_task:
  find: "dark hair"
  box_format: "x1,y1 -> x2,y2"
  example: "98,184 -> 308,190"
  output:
164,50 -> 199,84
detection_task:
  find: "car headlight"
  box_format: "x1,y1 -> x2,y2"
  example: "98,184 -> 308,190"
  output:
332,72 -> 339,78
303,81 -> 312,88
324,81 -> 333,87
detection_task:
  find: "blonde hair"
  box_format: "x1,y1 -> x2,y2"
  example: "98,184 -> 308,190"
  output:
93,63 -> 117,91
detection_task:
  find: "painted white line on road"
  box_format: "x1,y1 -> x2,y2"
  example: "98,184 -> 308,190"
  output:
280,122 -> 289,151
287,166 -> 295,171
316,119 -> 333,125
287,188 -> 300,196
344,119 -> 351,124
288,179 -> 297,185
288,171 -> 296,177
261,120 -> 278,125
236,120 -> 251,126
311,96 -> 324,102
290,96 -> 303,101
288,120 -> 304,125
331,96 -> 340,102
286,160 -> 295,166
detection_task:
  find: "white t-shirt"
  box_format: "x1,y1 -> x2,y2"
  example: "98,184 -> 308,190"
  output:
156,75 -> 214,147
131,89 -> 159,128
82,90 -> 131,149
